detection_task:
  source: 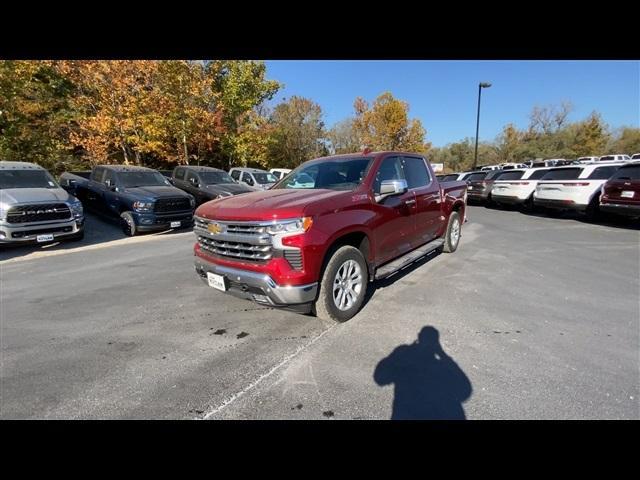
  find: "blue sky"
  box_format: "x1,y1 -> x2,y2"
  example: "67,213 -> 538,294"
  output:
264,61 -> 639,147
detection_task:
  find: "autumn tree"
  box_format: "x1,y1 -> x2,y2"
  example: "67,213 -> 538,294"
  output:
608,127 -> 640,154
327,118 -> 361,154
352,92 -> 430,153
572,112 -> 609,157
494,124 -> 523,162
267,96 -> 326,169
0,61 -> 76,174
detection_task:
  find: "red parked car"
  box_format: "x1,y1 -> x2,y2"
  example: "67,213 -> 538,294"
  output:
192,151 -> 467,322
599,162 -> 640,218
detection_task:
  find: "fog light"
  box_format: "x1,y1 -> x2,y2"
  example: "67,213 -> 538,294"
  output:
141,218 -> 153,225
252,294 -> 269,303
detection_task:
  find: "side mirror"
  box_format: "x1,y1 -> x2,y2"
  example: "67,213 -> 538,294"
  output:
376,179 -> 408,202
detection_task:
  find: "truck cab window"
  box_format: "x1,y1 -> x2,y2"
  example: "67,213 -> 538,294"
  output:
231,170 -> 240,181
103,170 -> 116,187
242,173 -> 254,186
187,172 -> 199,186
174,168 -> 185,181
402,157 -> 430,189
374,157 -> 404,193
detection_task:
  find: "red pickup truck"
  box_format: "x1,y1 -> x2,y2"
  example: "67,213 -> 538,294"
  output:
193,151 -> 467,322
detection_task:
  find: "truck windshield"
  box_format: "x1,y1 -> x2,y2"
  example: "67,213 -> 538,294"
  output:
0,170 -> 59,189
199,171 -> 235,184
276,158 -> 372,191
254,172 -> 277,184
119,172 -> 171,188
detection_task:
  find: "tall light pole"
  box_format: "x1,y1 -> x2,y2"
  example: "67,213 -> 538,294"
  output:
473,82 -> 492,170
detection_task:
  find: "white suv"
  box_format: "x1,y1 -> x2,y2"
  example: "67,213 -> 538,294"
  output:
269,168 -> 292,180
533,162 -> 625,215
490,167 -> 551,209
577,156 -> 600,163
599,154 -> 631,162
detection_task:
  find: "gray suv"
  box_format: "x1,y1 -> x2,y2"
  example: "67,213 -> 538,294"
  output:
1,161 -> 85,245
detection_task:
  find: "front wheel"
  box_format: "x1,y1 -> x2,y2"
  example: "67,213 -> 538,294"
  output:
443,211 -> 461,253
120,212 -> 137,237
314,245 -> 368,323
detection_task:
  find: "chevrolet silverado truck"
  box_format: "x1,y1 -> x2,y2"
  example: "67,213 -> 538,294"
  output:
60,165 -> 195,236
1,161 -> 85,245
193,151 -> 467,322
169,165 -> 255,206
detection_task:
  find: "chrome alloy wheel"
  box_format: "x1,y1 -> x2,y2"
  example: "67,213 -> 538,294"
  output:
451,217 -> 460,246
332,259 -> 363,311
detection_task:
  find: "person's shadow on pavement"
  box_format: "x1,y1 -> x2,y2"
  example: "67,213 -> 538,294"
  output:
374,326 -> 472,419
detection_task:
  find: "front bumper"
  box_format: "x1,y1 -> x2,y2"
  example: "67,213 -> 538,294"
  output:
599,202 -> 640,217
194,256 -> 318,309
0,217 -> 84,244
533,198 -> 586,211
134,212 -> 194,232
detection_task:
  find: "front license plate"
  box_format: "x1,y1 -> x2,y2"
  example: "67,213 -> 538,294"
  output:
207,272 -> 226,291
170,221 -> 181,228
621,190 -> 635,198
36,234 -> 54,243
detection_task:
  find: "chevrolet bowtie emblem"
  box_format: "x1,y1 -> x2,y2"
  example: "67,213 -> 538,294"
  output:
208,222 -> 223,234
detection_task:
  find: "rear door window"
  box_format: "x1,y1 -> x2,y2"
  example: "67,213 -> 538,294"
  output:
541,168 -> 583,180
496,171 -> 524,180
611,165 -> 640,180
402,157 -> 431,189
528,169 -> 550,180
466,173 -> 487,182
587,166 -> 619,180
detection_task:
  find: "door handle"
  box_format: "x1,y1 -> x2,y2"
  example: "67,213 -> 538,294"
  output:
405,199 -> 416,205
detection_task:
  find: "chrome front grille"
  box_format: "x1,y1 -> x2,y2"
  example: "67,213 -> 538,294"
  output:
195,217 -> 273,262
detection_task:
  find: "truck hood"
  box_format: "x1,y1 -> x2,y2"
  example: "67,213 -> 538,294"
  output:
203,183 -> 255,196
0,187 -> 76,205
196,188 -> 348,221
121,185 -> 192,200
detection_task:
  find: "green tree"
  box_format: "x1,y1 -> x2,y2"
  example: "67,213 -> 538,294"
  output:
208,61 -> 281,168
609,127 -> 640,154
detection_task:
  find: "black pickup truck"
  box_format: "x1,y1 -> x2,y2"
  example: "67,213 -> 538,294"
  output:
167,166 -> 255,206
60,165 -> 195,236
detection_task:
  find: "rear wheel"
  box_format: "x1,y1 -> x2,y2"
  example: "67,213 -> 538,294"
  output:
585,196 -> 601,221
443,211 -> 461,253
120,212 -> 137,236
314,246 -> 368,323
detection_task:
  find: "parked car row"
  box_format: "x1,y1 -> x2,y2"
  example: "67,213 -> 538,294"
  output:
1,161 -> 296,245
439,160 -> 640,220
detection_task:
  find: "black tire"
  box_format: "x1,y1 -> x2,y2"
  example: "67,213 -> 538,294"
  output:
585,196 -> 601,221
521,195 -> 535,212
443,211 -> 461,253
314,245 -> 368,323
120,212 -> 137,236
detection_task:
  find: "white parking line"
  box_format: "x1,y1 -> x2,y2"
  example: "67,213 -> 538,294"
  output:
201,325 -> 335,420
0,231 -> 194,265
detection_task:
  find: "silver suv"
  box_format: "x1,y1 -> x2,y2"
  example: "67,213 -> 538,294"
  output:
229,167 -> 277,190
1,161 -> 85,245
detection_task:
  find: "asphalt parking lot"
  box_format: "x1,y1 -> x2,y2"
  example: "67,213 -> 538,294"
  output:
1,207 -> 638,419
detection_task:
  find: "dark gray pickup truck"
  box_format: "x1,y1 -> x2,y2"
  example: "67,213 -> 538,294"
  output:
60,165 -> 195,236
168,166 -> 255,206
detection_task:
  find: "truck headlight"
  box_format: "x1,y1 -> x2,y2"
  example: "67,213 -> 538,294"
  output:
0,202 -> 9,222
265,217 -> 313,235
70,200 -> 84,218
133,201 -> 154,212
